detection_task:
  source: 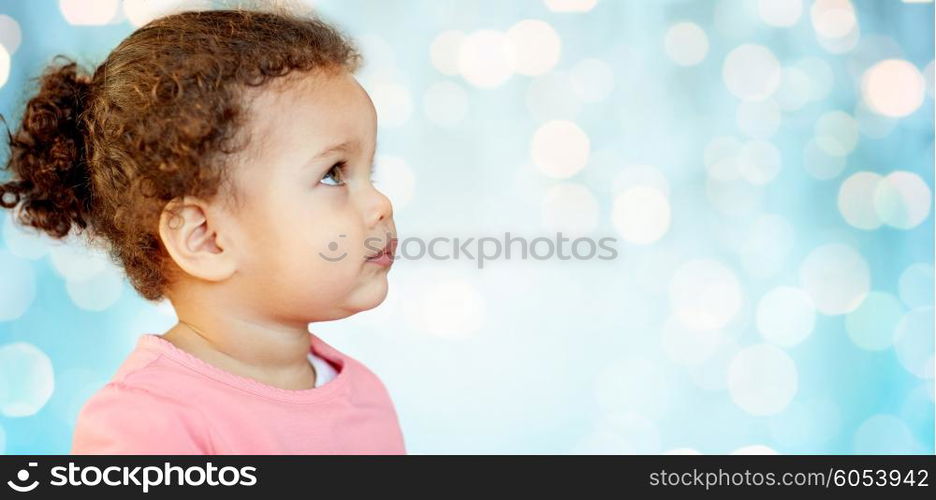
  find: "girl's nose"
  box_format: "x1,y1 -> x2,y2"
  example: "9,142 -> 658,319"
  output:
365,184 -> 394,228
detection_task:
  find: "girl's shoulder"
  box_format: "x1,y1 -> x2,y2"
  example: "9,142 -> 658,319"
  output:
70,380 -> 213,454
102,334 -> 199,397
76,334 -> 216,422
70,334 -> 221,454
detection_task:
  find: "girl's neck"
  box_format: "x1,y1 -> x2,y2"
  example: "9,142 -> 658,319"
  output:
160,304 -> 318,390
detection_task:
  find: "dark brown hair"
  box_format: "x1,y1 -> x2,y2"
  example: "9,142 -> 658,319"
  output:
0,8 -> 362,300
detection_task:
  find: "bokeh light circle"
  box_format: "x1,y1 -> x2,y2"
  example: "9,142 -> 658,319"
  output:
756,286 -> 816,347
530,120 -> 590,178
815,110 -> 859,156
0,249 -> 36,322
855,102 -> 898,139
723,44 -> 782,101
59,0 -> 119,25
0,342 -> 54,417
612,164 -> 671,197
369,81 -> 413,128
0,45 -> 9,90
861,59 -> 926,118
3,213 -> 52,260
507,20 -> 561,76
795,57 -> 835,101
0,14 -> 22,54
803,139 -> 847,180
898,263 -> 934,309
687,339 -> 741,391
706,177 -> 764,218
123,0 -> 207,28
458,29 -> 517,88
845,291 -> 904,351
873,171 -> 932,229
853,414 -> 922,453
757,0 -> 803,27
738,139 -> 781,185
430,30 -> 465,76
541,183 -> 599,238
810,0 -> 857,39
705,136 -> 743,181
775,66 -> 813,111
925,59 -> 934,99
544,0 -> 598,13
799,243 -> 870,315
727,343 -> 798,416
49,242 -> 109,282
664,22 -> 709,66
670,259 -> 742,331
893,307 -> 935,379
611,187 -> 671,244
406,277 -> 486,339
838,171 -> 884,230
66,266 -> 125,312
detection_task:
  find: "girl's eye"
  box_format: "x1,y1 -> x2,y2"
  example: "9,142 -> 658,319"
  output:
320,161 -> 346,186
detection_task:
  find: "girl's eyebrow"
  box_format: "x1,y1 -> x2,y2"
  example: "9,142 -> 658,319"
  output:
310,137 -> 376,175
311,139 -> 358,161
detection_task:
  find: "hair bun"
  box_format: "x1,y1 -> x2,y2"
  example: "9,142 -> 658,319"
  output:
0,57 -> 94,238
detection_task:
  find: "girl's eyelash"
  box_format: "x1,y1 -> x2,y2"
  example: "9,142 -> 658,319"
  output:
320,160 -> 380,186
320,161 -> 346,186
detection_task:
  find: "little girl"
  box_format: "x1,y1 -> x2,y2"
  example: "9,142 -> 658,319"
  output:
0,7 -> 404,454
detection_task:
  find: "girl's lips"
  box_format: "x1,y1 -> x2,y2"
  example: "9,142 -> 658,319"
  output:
365,237 -> 396,267
366,251 -> 393,267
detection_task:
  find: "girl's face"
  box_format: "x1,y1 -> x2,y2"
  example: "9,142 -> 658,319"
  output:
226,70 -> 396,323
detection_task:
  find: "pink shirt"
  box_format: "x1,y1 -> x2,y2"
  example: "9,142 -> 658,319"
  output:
70,332 -> 406,454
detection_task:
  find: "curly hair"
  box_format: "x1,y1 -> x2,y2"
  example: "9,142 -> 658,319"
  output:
0,8 -> 362,301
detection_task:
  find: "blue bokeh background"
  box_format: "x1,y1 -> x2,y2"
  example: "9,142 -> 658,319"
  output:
0,0 -> 933,454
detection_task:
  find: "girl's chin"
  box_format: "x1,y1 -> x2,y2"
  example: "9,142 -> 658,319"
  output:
297,273 -> 391,321
357,279 -> 390,310
324,279 -> 389,319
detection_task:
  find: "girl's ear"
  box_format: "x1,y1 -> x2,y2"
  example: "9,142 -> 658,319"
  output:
158,197 -> 237,283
